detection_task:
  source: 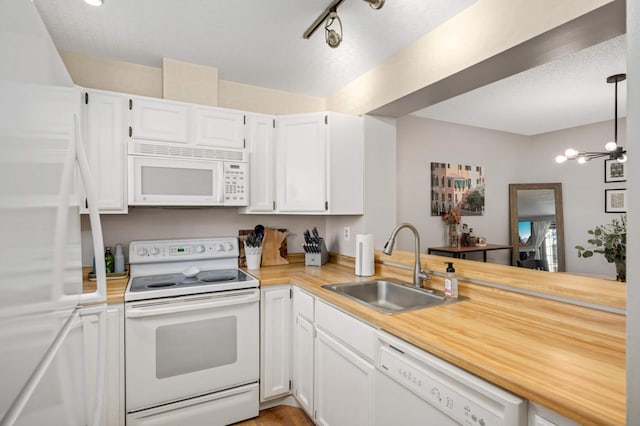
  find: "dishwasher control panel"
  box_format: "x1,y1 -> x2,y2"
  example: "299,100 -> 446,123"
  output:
378,337 -> 527,426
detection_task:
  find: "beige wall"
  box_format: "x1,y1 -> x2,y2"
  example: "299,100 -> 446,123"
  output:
60,51 -> 324,115
61,51 -> 163,98
218,80 -> 325,115
162,58 -> 218,106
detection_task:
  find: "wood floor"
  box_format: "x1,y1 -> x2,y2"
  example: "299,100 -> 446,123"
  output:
232,405 -> 314,426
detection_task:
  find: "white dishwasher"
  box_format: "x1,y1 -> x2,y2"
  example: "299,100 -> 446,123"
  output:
375,331 -> 527,426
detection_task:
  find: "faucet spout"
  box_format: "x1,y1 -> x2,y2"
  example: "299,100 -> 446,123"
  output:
383,223 -> 431,288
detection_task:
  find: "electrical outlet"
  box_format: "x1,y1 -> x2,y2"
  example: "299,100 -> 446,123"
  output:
343,226 -> 351,241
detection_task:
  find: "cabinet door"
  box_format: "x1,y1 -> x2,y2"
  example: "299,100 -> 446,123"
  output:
260,286 -> 292,401
82,90 -> 127,213
246,114 -> 276,212
194,106 -> 245,149
83,305 -> 124,426
276,114 -> 327,212
292,314 -> 314,417
129,97 -> 189,143
314,328 -> 374,426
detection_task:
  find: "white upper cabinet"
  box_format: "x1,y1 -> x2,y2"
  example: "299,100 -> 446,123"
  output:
276,113 -> 327,213
128,97 -> 189,143
245,114 -> 276,212
193,106 -> 245,149
81,89 -> 127,214
244,111 -> 363,215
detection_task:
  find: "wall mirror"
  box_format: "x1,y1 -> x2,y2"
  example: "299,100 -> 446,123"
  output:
509,183 -> 565,272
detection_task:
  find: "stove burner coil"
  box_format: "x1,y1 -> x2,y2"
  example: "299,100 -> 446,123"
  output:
146,282 -> 178,288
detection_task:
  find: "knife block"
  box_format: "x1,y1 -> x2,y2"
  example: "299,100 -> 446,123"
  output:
305,239 -> 329,266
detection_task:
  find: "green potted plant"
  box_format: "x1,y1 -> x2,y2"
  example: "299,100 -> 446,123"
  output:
575,214 -> 626,282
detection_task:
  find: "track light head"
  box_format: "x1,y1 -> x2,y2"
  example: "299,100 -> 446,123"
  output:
362,0 -> 385,9
325,11 -> 342,48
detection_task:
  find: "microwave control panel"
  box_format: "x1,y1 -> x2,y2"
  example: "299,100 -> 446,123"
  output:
223,162 -> 248,206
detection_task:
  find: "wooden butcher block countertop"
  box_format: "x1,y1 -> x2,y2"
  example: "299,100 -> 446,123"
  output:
84,252 -> 626,425
249,253 -> 626,426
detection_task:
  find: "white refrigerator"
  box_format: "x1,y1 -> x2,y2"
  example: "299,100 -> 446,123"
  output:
0,0 -> 108,425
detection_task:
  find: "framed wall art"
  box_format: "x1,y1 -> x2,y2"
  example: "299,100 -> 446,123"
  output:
605,188 -> 627,213
604,159 -> 626,183
430,162 -> 485,216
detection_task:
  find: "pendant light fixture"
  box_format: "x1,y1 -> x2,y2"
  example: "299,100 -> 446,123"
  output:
555,73 -> 627,164
303,0 -> 385,48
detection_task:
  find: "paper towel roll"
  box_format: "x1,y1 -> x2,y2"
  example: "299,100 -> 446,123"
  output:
355,234 -> 375,276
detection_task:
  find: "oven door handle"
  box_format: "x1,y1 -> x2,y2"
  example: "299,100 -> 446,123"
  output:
126,291 -> 259,318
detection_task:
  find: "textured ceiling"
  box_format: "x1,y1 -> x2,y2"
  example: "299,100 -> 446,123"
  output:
33,0 -> 477,97
412,35 -> 627,136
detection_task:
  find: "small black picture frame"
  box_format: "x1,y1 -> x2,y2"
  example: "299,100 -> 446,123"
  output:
605,188 -> 627,213
604,159 -> 626,183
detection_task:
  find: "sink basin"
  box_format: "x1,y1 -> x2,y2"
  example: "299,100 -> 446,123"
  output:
323,278 -> 459,314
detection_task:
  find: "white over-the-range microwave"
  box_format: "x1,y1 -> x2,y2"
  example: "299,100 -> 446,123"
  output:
128,140 -> 248,206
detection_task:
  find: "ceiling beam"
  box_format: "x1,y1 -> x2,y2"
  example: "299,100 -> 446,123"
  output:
369,0 -> 626,117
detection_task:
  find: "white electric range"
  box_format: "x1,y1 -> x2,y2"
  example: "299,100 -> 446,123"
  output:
124,237 -> 260,426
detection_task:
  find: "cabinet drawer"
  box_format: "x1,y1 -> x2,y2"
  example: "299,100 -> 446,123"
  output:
315,300 -> 375,361
292,287 -> 314,321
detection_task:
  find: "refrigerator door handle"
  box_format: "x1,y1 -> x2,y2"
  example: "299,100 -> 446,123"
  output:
74,113 -> 107,304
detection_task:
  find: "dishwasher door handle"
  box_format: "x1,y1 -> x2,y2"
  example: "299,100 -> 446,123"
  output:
127,291 -> 259,318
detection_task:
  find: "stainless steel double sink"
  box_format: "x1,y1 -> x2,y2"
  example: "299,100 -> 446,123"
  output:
322,278 -> 463,315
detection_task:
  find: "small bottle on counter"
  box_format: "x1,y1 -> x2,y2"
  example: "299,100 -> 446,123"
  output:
114,243 -> 125,273
444,262 -> 458,299
104,246 -> 114,273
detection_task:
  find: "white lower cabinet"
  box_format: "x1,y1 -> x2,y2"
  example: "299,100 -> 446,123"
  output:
288,287 -> 375,425
292,287 -> 315,417
314,328 -> 375,426
260,285 -> 292,401
528,402 -> 580,426
83,303 -> 124,426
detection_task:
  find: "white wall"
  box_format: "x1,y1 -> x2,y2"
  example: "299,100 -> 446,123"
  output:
395,116 -> 527,264
527,119 -> 627,277
325,115 -> 397,256
81,208 -> 324,266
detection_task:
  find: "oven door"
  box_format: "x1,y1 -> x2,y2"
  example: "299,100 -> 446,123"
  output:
125,289 -> 259,412
128,155 -> 224,206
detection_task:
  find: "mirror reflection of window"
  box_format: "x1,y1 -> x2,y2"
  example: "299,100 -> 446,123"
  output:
509,183 -> 565,272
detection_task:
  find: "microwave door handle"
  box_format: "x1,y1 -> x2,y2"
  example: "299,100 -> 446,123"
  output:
127,291 -> 259,318
217,164 -> 224,204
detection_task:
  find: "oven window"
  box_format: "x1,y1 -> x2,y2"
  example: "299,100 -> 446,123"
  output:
141,166 -> 213,196
155,317 -> 237,378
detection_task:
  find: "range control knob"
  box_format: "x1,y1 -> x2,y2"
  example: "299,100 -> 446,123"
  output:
150,247 -> 160,256
136,247 -> 148,256
216,244 -> 225,252
195,245 -> 205,253
224,242 -> 233,251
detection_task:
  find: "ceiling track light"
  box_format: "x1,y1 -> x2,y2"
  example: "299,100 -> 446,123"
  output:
555,73 -> 627,164
325,10 -> 343,48
303,0 -> 385,48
